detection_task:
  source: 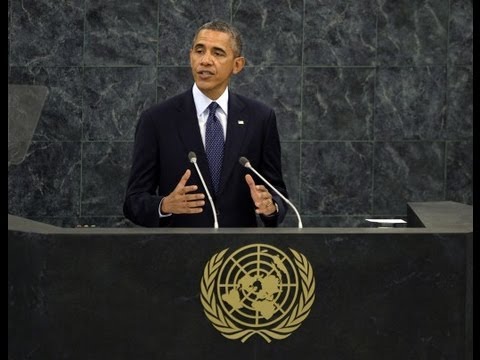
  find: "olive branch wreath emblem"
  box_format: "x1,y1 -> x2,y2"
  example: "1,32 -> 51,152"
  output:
200,246 -> 315,343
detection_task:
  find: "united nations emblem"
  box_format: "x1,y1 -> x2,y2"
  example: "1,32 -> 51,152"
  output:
200,244 -> 315,343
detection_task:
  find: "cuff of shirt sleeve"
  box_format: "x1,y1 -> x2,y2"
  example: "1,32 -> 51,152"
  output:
158,197 -> 172,218
264,201 -> 279,218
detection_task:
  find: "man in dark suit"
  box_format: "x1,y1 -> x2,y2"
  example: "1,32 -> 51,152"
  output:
123,20 -> 288,227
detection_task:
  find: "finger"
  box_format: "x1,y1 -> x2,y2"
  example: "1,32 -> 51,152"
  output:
182,184 -> 200,194
255,184 -> 268,193
184,193 -> 205,201
169,199 -> 204,214
182,197 -> 204,212
245,174 -> 256,189
185,199 -> 206,208
245,174 -> 263,201
182,206 -> 203,214
174,169 -> 191,192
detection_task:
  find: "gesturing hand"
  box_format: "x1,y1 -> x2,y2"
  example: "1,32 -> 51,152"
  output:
245,174 -> 277,216
161,169 -> 205,214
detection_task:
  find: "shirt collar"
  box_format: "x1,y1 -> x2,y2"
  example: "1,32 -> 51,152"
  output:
192,83 -> 229,116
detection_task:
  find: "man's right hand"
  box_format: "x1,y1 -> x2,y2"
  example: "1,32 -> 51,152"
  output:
161,169 -> 205,214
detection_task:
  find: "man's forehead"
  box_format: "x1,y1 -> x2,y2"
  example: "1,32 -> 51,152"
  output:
194,29 -> 232,46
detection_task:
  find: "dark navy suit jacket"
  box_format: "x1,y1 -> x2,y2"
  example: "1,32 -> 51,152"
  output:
123,89 -> 288,227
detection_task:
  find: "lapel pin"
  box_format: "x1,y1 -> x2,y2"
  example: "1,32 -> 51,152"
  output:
238,120 -> 245,125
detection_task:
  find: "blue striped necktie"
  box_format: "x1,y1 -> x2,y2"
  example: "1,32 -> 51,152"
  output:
205,102 -> 224,194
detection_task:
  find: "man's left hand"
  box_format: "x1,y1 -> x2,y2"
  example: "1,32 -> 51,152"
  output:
245,174 -> 277,216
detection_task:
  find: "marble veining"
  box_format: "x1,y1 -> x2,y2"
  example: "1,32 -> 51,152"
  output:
83,67 -> 157,140
373,142 -> 444,214
448,0 -> 473,65
157,67 -> 194,102
303,67 -> 375,140
377,0 -> 449,66
157,0 -> 231,66
446,65 -> 473,139
8,142 -> 81,217
7,0 -> 473,226
304,0 -> 377,66
280,142 -> 301,209
10,0 -> 84,67
81,142 -> 134,216
446,141 -> 472,205
9,66 -> 83,141
375,66 -> 447,140
85,0 -> 157,66
8,0 -> 12,67
301,142 -> 373,215
232,66 -> 302,140
233,0 -> 303,65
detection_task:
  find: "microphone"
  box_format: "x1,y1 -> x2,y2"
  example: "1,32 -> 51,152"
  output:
239,156 -> 303,229
188,151 -> 219,229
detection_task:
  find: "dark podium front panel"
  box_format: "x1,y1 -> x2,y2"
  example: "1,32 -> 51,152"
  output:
8,202 -> 472,360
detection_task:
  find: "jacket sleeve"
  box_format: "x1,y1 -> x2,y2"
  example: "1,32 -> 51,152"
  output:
258,108 -> 289,227
123,109 -> 172,227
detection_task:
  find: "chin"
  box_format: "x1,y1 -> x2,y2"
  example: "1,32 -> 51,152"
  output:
197,83 -> 214,92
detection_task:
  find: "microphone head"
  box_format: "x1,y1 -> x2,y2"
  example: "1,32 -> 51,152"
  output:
188,151 -> 197,163
239,156 -> 251,168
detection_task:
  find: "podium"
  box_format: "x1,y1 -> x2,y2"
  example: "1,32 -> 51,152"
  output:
8,202 -> 472,360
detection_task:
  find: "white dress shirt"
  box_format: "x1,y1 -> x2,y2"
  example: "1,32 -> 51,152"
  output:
192,83 -> 228,146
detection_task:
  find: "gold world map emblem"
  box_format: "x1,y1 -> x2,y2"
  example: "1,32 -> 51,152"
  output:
200,244 -> 315,343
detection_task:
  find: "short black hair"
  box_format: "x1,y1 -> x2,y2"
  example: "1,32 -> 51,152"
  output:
192,20 -> 243,57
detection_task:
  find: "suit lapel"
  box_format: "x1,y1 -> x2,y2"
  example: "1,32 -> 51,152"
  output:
175,90 -> 248,197
217,93 -> 248,196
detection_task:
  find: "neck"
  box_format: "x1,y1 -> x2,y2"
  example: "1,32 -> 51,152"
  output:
196,85 -> 228,101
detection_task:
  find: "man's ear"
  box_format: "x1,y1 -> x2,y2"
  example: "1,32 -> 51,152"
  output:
232,57 -> 246,75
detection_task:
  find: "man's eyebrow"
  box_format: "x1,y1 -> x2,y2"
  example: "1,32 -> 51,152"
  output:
193,43 -> 227,53
212,46 -> 227,54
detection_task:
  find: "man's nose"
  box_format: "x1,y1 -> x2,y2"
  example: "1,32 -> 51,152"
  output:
200,52 -> 213,65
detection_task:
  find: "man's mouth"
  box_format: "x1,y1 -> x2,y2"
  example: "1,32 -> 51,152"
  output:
198,70 -> 215,79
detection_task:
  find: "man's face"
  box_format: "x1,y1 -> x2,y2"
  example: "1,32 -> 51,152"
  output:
190,29 -> 245,100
